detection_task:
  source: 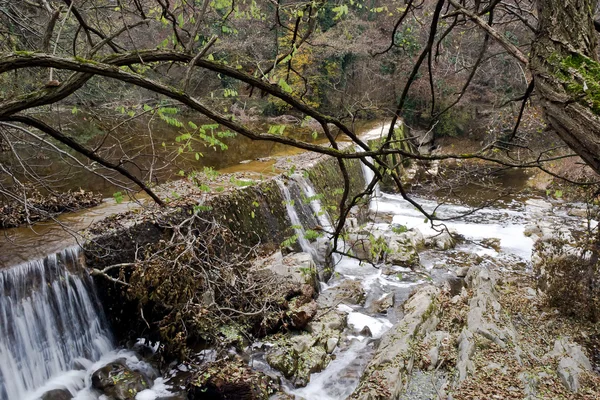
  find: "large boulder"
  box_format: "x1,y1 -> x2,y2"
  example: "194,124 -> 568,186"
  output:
385,228 -> 423,268
266,252 -> 319,292
265,335 -> 330,387
91,359 -> 151,400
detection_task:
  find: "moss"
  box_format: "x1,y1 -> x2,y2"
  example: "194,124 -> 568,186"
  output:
550,52 -> 600,115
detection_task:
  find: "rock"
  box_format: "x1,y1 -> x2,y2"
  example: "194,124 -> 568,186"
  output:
266,348 -> 298,379
457,329 -> 475,381
91,359 -> 151,400
288,299 -> 318,329
351,285 -> 440,399
558,357 -> 585,392
291,334 -> 316,354
456,266 -> 471,277
268,252 -> 319,292
346,217 -> 360,230
428,230 -> 457,250
325,337 -> 338,354
368,211 -> 395,224
547,338 -> 593,371
40,389 -> 72,400
305,308 -> 346,336
525,198 -> 553,210
369,292 -> 394,313
386,239 -> 420,268
358,325 -> 373,337
481,237 -> 501,252
567,207 -> 588,218
387,228 -> 424,249
423,331 -> 451,370
318,279 -> 365,306
294,347 -> 329,386
525,287 -> 537,298
266,341 -> 330,387
347,233 -> 384,262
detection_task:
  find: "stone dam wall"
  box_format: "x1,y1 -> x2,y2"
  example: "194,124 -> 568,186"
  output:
82,154 -> 367,344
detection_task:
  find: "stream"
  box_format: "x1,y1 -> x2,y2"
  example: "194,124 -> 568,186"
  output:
263,139 -> 591,398
0,123 -> 593,399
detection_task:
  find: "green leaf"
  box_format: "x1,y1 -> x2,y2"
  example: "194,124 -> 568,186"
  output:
278,78 -> 293,93
113,191 -> 124,204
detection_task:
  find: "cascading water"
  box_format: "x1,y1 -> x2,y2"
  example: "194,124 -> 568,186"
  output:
0,247 -> 113,400
0,247 -> 171,400
358,156 -> 381,202
278,147 -> 547,399
275,178 -> 316,257
291,174 -> 334,234
292,174 -> 343,267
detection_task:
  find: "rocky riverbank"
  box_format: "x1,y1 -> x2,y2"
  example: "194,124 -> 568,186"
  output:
13,136 -> 600,400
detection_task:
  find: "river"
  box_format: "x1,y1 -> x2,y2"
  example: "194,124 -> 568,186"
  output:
0,122 -> 591,399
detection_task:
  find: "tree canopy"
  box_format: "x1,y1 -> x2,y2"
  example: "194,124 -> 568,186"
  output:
1,0 -> 599,227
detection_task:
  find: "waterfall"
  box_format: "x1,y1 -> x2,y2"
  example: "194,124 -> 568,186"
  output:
292,174 -> 344,268
0,247 -> 114,400
359,156 -> 381,203
292,174 -> 334,233
275,179 -> 316,257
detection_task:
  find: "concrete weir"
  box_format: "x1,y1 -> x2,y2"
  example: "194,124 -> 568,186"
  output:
82,154 -> 367,344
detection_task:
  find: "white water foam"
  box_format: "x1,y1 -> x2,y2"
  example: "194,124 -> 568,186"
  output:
0,247 -> 172,400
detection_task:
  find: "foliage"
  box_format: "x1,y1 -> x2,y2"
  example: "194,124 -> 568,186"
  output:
533,193 -> 600,321
124,213 -> 307,358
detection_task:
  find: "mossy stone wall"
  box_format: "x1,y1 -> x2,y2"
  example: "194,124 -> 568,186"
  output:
84,153 -> 366,343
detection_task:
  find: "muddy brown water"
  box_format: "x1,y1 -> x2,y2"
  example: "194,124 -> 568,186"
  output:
0,118 -> 378,267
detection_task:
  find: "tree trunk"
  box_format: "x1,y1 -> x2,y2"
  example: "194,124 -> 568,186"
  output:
531,0 -> 600,174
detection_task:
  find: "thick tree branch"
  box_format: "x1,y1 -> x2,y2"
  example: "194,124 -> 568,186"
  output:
0,115 -> 165,205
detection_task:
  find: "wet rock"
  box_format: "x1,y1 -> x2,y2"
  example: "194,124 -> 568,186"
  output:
368,211 -> 395,224
388,228 -> 424,249
567,207 -> 588,218
326,337 -> 339,354
266,337 -> 330,387
266,347 -> 298,379
40,389 -> 73,400
347,233 -> 384,262
369,292 -> 394,313
187,359 -> 278,399
481,237 -> 501,252
294,346 -> 328,386
427,230 -> 457,250
358,325 -> 373,337
91,359 -> 151,400
386,240 -> 420,268
306,309 -> 346,336
318,279 -> 365,306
